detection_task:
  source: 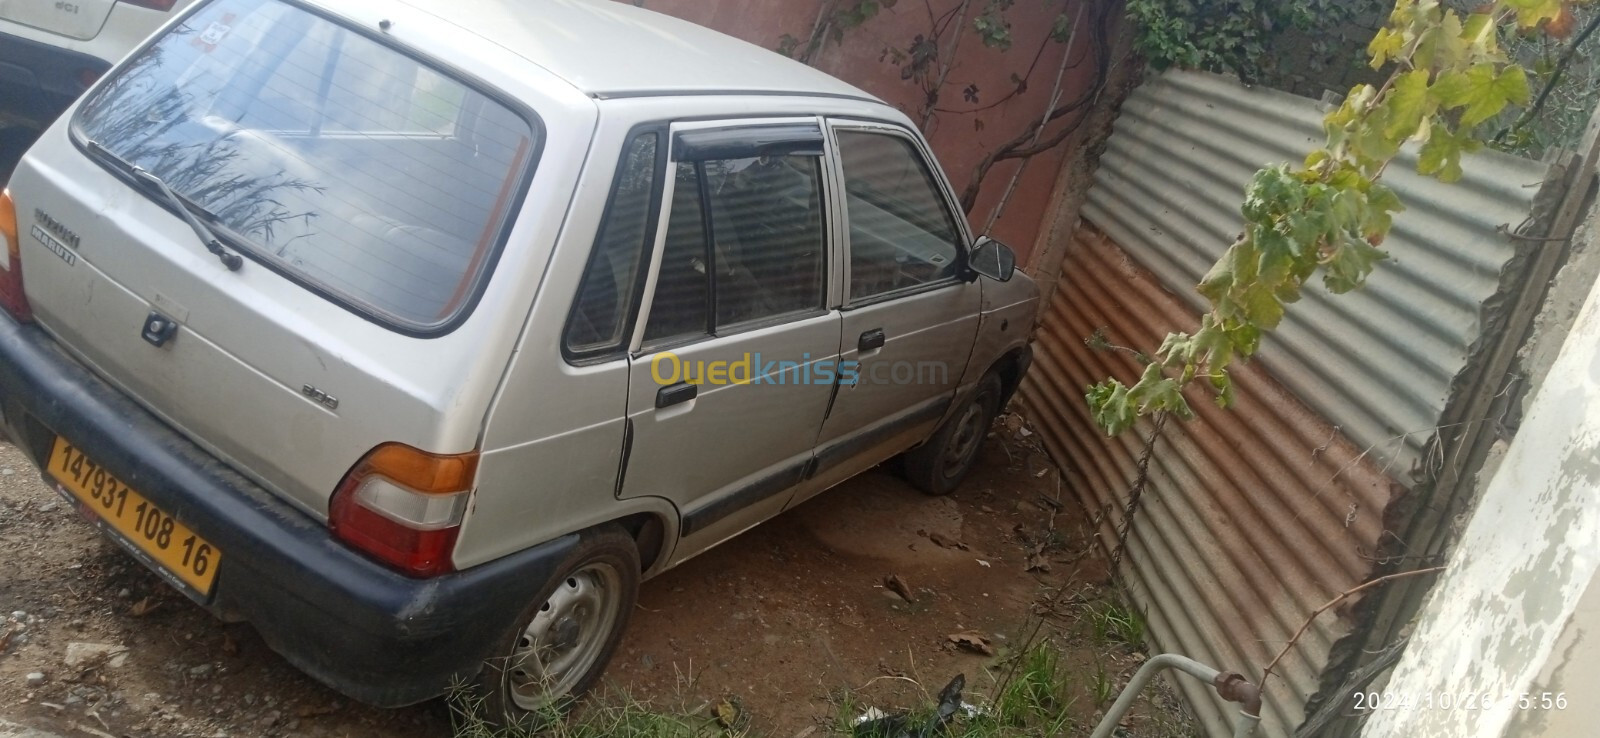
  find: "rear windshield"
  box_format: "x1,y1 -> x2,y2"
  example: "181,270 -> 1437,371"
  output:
72,0 -> 537,331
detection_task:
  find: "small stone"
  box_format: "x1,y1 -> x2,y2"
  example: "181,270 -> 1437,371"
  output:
118,588 -> 131,599
188,664 -> 213,678
1,467 -> 13,476
259,710 -> 281,728
65,642 -> 129,668
10,611 -> 26,621
24,672 -> 45,688
243,693 -> 256,706
36,501 -> 56,513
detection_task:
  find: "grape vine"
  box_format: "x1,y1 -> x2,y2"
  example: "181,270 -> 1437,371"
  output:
1088,0 -> 1588,436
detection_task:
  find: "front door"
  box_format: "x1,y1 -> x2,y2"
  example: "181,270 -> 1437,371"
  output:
803,122 -> 982,496
620,119 -> 842,558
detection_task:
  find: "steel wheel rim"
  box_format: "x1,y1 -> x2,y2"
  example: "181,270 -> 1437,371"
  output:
506,563 -> 623,711
942,401 -> 987,478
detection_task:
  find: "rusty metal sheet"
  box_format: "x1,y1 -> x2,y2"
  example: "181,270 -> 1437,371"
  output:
1018,227 -> 1395,735
1081,70 -> 1550,478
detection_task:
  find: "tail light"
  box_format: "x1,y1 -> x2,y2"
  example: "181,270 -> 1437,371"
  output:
121,0 -> 179,10
329,443 -> 478,577
0,189 -> 31,323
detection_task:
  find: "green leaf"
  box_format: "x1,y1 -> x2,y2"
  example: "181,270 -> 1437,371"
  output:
1367,27 -> 1404,70
1460,12 -> 1499,57
1505,0 -> 1563,28
1322,237 -> 1389,294
1086,380 -> 1135,436
1241,165 -> 1305,223
1414,11 -> 1466,70
1207,370 -> 1235,408
1418,122 -> 1483,182
1383,69 -> 1433,140
1240,282 -> 1286,329
1432,63 -> 1531,128
1128,364 -> 1194,420
1362,183 -> 1405,241
1253,225 -> 1297,285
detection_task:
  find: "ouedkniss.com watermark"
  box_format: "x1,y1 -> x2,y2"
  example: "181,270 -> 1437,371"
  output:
651,351 -> 949,386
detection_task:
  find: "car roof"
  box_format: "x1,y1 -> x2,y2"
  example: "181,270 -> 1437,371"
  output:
389,0 -> 880,103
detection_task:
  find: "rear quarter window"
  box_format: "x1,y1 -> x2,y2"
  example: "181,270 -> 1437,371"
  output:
73,0 -> 539,332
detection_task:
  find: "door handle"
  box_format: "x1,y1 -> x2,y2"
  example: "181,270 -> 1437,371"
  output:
655,381 -> 698,409
858,328 -> 886,352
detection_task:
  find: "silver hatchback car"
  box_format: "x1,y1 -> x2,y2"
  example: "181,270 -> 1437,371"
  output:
0,0 -> 1037,721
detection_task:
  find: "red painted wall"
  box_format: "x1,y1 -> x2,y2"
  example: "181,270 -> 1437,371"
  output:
628,0 -> 1102,266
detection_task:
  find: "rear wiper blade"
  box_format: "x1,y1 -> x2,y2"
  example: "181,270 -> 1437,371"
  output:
84,139 -> 243,271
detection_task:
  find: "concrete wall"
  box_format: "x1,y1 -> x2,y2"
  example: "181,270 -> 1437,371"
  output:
1362,199 -> 1600,737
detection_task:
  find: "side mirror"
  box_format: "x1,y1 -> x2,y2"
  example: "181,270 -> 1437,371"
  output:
968,236 -> 1017,282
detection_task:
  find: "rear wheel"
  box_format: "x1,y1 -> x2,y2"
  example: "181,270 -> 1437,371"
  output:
903,373 -> 1003,496
474,526 -> 639,726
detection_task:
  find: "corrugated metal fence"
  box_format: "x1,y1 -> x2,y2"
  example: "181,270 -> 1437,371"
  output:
1018,71 -> 1553,734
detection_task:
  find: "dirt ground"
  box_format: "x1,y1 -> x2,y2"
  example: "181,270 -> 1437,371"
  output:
0,418 -> 1192,738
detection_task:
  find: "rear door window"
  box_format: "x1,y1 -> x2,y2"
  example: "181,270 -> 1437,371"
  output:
73,0 -> 538,332
642,151 -> 827,347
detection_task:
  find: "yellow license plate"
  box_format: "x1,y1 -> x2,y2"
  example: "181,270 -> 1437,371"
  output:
48,436 -> 221,595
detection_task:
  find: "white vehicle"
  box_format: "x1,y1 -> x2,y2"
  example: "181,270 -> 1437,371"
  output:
0,0 -> 1037,722
0,0 -> 199,173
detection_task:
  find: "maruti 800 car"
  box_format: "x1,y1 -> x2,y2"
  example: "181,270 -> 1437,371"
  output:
0,0 -> 1037,723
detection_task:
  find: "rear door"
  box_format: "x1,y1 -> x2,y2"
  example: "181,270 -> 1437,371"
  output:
802,121 -> 981,494
0,0 -> 117,40
620,119 -> 841,557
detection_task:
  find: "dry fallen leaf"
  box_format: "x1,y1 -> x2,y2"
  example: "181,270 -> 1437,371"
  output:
927,531 -> 970,551
129,596 -> 160,618
714,698 -> 740,728
883,574 -> 916,603
947,632 -> 995,656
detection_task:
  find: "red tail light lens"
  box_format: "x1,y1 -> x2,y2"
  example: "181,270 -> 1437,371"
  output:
121,0 -> 179,10
329,443 -> 478,577
0,190 -> 31,323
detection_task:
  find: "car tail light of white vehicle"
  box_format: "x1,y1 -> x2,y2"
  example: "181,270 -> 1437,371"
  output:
0,190 -> 31,323
329,443 -> 478,577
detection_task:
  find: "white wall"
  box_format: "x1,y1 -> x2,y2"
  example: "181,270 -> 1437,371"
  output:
1362,260 -> 1600,736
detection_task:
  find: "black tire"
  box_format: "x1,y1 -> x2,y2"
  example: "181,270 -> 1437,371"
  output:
903,373 -> 1004,496
473,525 -> 640,727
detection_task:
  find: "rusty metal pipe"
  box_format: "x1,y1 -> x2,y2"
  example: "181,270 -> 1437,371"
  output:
1089,654 -> 1260,738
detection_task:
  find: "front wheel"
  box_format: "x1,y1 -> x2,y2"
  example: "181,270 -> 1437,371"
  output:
903,373 -> 1004,496
473,526 -> 639,726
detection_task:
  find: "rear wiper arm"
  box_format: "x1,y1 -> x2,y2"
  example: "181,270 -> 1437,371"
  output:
85,139 -> 243,271
131,167 -> 243,271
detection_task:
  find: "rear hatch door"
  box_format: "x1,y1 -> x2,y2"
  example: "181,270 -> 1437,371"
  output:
10,0 -> 544,513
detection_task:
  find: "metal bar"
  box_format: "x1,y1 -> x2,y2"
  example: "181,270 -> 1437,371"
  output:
1090,654 -> 1260,738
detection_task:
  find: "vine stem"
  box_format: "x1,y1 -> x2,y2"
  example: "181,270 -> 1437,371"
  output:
1261,566 -> 1445,684
978,1 -> 1085,234
1498,9 -> 1600,142
920,0 -> 975,129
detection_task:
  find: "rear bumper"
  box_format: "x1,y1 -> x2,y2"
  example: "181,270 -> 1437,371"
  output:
0,30 -> 108,126
0,313 -> 576,707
